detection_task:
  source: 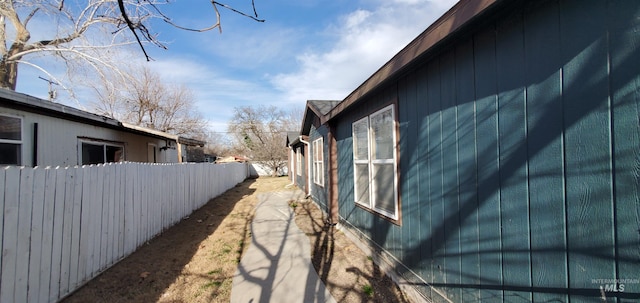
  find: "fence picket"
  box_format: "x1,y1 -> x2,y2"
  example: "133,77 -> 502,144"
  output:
0,167 -> 19,303
106,163 -> 116,268
95,165 -> 106,274
87,166 -> 97,278
140,164 -> 148,243
69,167 -> 83,290
115,163 -> 125,261
49,167 -> 66,302
102,164 -> 111,268
124,163 -> 135,256
77,166 -> 90,288
154,165 -> 162,236
0,168 -> 4,302
39,168 -> 57,303
15,168 -> 35,303
27,168 -> 46,303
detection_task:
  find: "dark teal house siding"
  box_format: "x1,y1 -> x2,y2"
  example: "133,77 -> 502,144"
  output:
332,0 -> 640,302
334,86 -> 403,257
294,144 -> 306,191
309,124 -> 330,212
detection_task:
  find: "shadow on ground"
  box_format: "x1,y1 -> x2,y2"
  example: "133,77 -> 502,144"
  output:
61,178 -> 258,303
231,190 -> 336,303
294,199 -> 409,303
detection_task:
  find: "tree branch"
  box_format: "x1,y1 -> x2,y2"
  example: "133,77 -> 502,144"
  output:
211,1 -> 265,23
145,1 -> 221,33
115,0 -> 265,60
23,8 -> 39,27
0,16 -> 7,58
117,0 -> 153,61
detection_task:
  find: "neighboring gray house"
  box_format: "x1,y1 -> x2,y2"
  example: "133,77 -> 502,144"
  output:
178,137 -> 206,163
289,0 -> 640,302
0,89 -> 202,166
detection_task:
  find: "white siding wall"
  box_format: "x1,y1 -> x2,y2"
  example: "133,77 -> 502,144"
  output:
0,108 -> 179,166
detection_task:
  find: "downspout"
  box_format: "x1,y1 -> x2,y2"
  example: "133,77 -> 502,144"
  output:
299,136 -> 311,196
286,146 -> 295,188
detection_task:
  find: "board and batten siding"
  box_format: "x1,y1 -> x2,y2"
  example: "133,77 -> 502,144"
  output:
309,124 -> 330,213
335,0 -> 640,302
0,108 -> 178,166
294,144 -> 307,192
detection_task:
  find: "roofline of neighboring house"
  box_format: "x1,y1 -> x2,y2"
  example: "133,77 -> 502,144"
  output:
0,88 -> 198,143
120,123 -> 206,146
288,135 -> 308,147
178,136 -> 206,147
286,131 -> 299,147
322,0 -> 499,124
0,88 -> 121,128
120,122 -> 178,141
300,100 -> 341,135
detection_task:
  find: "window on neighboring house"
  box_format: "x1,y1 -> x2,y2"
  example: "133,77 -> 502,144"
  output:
352,105 -> 399,220
296,147 -> 302,176
0,114 -> 22,165
79,139 -> 124,165
312,137 -> 324,186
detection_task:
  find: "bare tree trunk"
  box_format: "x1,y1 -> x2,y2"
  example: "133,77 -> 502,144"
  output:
0,59 -> 18,90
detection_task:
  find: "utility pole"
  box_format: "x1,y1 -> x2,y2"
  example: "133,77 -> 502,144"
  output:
38,76 -> 59,101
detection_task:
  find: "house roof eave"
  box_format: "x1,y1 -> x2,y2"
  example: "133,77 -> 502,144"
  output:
286,131 -> 300,147
120,122 -> 179,142
301,100 -> 341,135
178,136 -> 206,147
0,88 -> 122,128
322,0 -> 500,124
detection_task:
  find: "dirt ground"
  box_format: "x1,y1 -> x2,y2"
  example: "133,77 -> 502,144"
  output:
62,176 -> 408,303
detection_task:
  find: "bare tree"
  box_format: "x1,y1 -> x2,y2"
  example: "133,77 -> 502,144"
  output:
203,133 -> 235,159
91,66 -> 208,139
228,105 -> 296,177
0,0 -> 263,91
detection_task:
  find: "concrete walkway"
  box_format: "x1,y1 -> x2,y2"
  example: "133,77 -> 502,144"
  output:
230,191 -> 337,303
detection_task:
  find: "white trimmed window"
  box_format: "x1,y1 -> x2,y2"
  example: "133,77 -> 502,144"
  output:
312,137 -> 324,186
79,139 -> 124,165
352,105 -> 399,220
0,114 -> 22,165
296,147 -> 302,176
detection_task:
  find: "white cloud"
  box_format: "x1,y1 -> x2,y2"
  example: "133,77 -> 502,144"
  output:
202,25 -> 304,69
270,0 -> 458,103
146,57 -> 281,132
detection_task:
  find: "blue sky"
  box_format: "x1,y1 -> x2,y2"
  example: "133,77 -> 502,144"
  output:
16,0 -> 458,133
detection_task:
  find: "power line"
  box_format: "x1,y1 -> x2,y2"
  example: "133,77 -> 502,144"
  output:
38,76 -> 59,101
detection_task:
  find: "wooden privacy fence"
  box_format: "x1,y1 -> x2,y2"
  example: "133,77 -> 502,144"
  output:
0,162 -> 248,303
